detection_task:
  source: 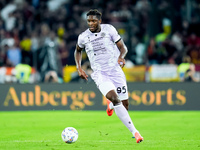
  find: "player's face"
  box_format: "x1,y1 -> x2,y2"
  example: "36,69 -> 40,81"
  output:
87,15 -> 101,33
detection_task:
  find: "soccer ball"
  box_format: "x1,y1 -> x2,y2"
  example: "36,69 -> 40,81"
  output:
61,127 -> 78,143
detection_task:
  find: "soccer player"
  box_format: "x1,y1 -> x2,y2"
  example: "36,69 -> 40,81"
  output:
74,9 -> 143,143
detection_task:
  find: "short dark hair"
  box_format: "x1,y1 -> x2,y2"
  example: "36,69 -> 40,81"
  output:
86,9 -> 102,20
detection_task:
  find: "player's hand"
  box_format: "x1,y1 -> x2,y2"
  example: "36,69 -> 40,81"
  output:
118,58 -> 126,68
77,68 -> 88,81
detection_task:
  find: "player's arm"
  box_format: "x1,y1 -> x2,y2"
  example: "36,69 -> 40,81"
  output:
74,45 -> 88,80
116,39 -> 128,68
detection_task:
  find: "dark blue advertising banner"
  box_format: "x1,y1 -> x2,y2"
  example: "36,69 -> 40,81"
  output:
0,82 -> 199,111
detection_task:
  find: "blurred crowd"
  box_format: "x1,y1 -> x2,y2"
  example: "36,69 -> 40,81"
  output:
0,0 -> 200,83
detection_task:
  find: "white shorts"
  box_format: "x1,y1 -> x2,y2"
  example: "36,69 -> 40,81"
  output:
91,66 -> 128,101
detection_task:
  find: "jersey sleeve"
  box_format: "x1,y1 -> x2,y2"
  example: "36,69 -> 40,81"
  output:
109,25 -> 121,43
77,34 -> 85,48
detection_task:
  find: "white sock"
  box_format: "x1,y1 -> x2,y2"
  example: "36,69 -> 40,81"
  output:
113,103 -> 138,137
109,101 -> 114,109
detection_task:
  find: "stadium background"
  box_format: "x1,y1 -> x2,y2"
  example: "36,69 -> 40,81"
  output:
0,1 -> 200,150
0,0 -> 200,111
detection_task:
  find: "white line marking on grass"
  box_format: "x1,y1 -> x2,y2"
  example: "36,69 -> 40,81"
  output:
0,140 -> 52,143
183,140 -> 200,141
98,140 -> 130,143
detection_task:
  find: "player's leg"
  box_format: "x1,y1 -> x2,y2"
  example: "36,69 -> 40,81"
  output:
98,81 -> 115,116
105,89 -> 143,143
106,98 -> 128,116
106,92 -> 129,113
90,72 -> 115,116
103,67 -> 129,114
99,81 -> 143,143
110,66 -> 130,110
107,99 -> 128,111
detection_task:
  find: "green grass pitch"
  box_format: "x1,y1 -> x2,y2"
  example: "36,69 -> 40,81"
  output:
0,110 -> 199,150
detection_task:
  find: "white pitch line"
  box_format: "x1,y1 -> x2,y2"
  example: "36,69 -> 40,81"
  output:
0,140 -> 52,143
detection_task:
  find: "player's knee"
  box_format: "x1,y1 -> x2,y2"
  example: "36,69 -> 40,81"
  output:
107,95 -> 120,106
106,90 -> 120,105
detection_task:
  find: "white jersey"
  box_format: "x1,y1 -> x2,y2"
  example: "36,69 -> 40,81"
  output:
77,24 -> 121,72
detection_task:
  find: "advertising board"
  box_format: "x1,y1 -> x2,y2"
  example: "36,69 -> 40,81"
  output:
0,83 -> 199,111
